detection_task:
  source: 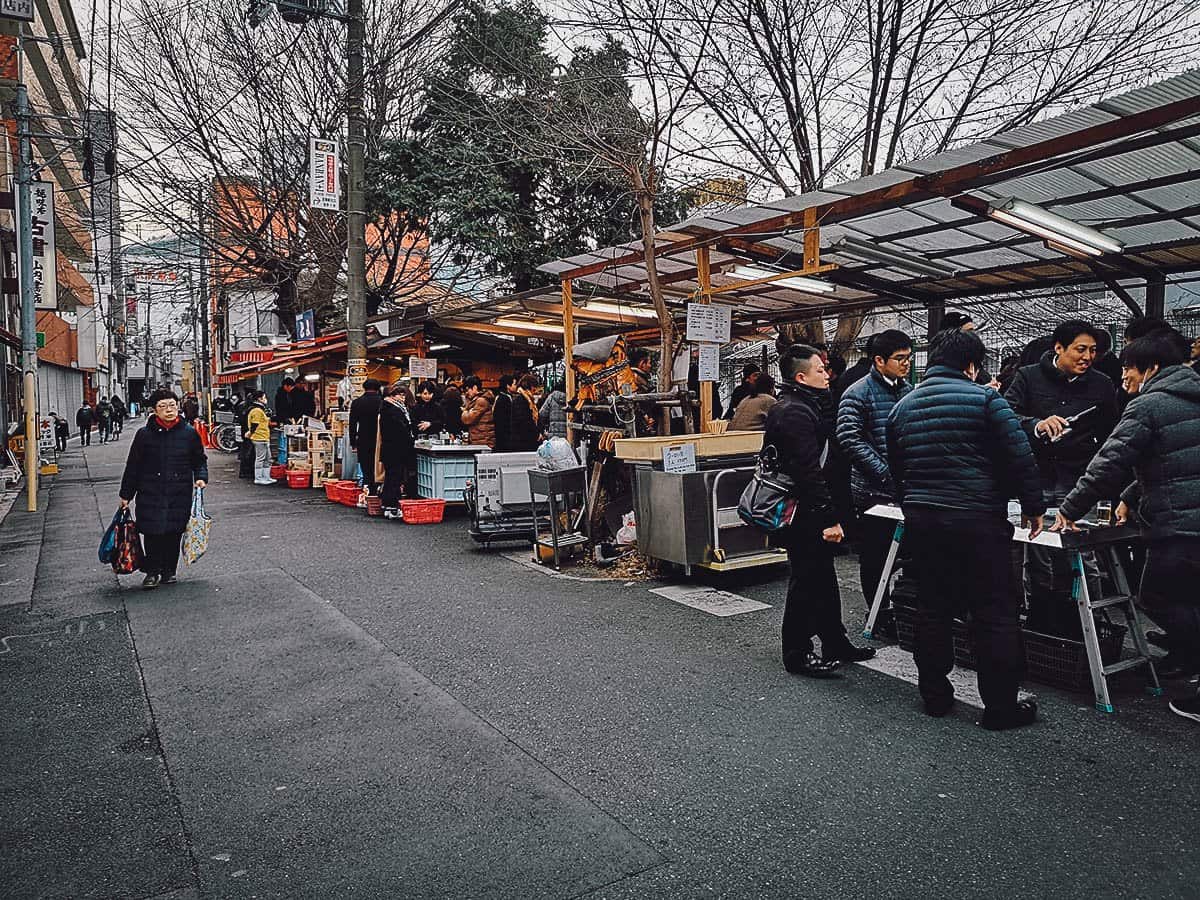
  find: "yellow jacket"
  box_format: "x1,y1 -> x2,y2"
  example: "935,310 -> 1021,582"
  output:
246,406 -> 271,442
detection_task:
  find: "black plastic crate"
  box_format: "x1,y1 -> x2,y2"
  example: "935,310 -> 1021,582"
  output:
893,604 -> 1126,692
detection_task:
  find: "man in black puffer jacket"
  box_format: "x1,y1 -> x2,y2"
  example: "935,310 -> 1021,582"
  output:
1054,331 -> 1200,723
766,344 -> 874,679
1005,320 -> 1116,633
837,329 -> 913,634
119,389 -> 209,588
887,329 -> 1044,730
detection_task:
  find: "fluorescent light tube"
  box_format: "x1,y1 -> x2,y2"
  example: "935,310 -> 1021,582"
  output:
582,301 -> 657,319
729,265 -> 835,294
495,317 -> 563,334
832,236 -> 958,277
987,197 -> 1124,255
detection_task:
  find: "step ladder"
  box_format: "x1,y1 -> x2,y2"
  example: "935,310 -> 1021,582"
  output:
1073,543 -> 1162,713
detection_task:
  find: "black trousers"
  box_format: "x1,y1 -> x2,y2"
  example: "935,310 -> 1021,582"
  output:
80,427 -> 91,446
238,439 -> 254,479
380,461 -> 410,508
359,449 -> 378,495
55,435 -> 67,451
906,508 -> 1024,713
143,531 -> 183,577
857,509 -> 900,615
1140,537 -> 1200,669
782,519 -> 849,665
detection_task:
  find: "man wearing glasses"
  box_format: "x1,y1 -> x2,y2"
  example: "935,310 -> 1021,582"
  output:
837,330 -> 914,638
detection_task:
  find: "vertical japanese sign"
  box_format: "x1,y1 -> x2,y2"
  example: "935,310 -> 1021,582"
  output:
309,137 -> 339,211
0,0 -> 35,23
26,180 -> 58,310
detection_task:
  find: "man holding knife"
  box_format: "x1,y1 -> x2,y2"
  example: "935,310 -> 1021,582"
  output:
1005,320 -> 1117,633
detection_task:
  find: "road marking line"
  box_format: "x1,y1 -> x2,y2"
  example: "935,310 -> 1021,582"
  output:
856,645 -> 1034,710
649,585 -> 772,617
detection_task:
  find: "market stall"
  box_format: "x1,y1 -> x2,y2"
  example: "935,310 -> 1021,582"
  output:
863,503 -> 1161,713
612,431 -> 786,574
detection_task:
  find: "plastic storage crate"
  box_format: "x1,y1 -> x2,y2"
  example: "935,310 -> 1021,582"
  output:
416,453 -> 474,501
893,604 -> 1126,692
401,499 -> 446,524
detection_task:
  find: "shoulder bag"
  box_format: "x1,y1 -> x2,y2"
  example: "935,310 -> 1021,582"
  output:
737,445 -> 799,532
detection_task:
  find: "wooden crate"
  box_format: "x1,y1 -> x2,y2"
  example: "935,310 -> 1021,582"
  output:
613,431 -> 763,461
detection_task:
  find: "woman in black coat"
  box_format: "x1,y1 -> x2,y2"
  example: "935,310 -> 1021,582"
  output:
379,381 -> 418,517
119,389 -> 209,589
411,381 -> 445,437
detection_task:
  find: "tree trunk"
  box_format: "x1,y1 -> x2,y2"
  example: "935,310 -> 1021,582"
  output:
631,167 -> 676,434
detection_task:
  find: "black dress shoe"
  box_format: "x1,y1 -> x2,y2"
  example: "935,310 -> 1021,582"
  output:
784,652 -> 841,678
826,643 -> 877,663
161,575 -> 178,585
979,699 -> 1038,731
142,574 -> 161,589
1146,630 -> 1169,649
924,698 -> 954,718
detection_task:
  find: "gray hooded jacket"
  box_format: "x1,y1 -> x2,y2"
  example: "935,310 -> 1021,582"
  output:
1060,365 -> 1200,540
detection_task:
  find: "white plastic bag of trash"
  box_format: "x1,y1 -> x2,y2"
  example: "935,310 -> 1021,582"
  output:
537,436 -> 580,470
615,512 -> 637,545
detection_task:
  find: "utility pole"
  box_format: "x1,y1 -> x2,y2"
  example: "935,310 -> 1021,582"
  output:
144,285 -> 152,395
344,0 -> 367,401
15,77 -> 38,512
197,183 -> 211,420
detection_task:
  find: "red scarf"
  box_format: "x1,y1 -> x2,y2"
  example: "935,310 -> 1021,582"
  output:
155,416 -> 181,430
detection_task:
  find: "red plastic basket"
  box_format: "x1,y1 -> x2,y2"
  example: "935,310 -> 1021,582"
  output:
366,495 -> 382,517
324,480 -> 339,502
337,481 -> 361,506
286,470 -> 311,489
400,498 -> 446,524
269,464 -> 287,480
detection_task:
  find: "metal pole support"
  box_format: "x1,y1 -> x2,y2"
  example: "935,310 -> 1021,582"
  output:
15,80 -> 39,512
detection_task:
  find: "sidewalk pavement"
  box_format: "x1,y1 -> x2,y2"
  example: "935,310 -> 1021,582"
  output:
3,435 -> 1200,899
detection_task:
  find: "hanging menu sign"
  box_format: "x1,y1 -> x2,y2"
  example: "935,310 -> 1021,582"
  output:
685,303 -> 731,344
697,343 -> 720,381
409,356 -> 438,379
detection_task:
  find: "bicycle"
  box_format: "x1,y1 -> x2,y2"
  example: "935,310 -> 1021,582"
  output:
211,423 -> 241,453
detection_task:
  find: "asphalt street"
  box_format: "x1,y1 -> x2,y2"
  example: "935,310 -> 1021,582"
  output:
2,435 -> 1198,899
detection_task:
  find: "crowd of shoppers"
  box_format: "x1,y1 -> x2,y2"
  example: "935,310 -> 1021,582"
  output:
760,312 -> 1199,731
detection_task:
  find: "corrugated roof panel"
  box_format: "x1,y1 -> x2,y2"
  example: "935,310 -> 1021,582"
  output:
1136,179 -> 1200,209
841,208 -> 946,237
1055,194 -> 1161,224
1077,142 -> 1200,187
891,228 -> 990,252
896,139 -> 1012,175
759,190 -> 846,213
989,168 -> 1104,203
1110,220 -> 1200,247
913,198 -> 978,224
943,247 -> 1049,269
673,216 -> 732,233
1097,70 -> 1200,115
988,107 -> 1118,151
